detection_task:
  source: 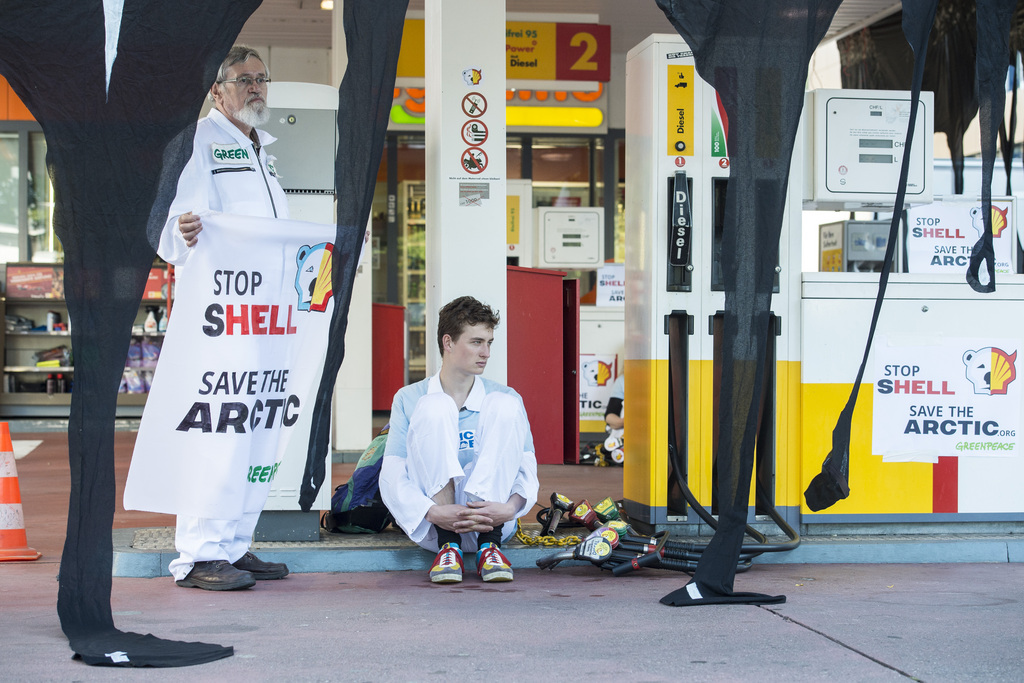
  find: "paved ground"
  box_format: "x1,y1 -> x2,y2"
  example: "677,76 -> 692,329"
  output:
3,561 -> 1023,681
4,425 -> 1024,680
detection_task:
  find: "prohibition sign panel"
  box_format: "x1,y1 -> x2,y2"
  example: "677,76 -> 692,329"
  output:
462,92 -> 487,118
461,119 -> 489,146
462,147 -> 488,174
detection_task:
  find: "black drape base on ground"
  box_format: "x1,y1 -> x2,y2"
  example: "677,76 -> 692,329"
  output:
69,631 -> 232,668
661,585 -> 785,607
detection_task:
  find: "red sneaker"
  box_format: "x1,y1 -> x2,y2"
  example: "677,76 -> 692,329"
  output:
430,543 -> 463,583
476,543 -> 513,582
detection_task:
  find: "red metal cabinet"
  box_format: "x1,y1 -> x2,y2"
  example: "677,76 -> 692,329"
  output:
506,266 -> 578,464
372,303 -> 406,411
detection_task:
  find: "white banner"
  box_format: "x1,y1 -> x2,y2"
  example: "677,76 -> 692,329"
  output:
125,212 -> 337,519
905,198 -> 1015,275
872,336 -> 1022,462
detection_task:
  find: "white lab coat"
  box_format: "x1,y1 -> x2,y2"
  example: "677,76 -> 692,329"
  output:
158,108 -> 289,265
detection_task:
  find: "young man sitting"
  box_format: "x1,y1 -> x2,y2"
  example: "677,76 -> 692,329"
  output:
379,296 -> 538,583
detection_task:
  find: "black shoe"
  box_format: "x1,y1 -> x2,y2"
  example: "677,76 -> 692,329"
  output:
232,551 -> 289,580
175,560 -> 255,591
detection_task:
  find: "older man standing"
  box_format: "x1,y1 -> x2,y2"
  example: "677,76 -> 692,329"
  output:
157,45 -> 290,590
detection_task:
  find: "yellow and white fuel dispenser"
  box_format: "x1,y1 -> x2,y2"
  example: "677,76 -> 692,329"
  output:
625,33 -> 1023,536
623,35 -> 803,532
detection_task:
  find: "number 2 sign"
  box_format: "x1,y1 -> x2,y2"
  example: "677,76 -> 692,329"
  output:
555,23 -> 610,82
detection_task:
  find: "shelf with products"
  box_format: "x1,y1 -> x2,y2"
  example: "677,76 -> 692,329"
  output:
0,261 -> 173,416
399,180 -> 427,382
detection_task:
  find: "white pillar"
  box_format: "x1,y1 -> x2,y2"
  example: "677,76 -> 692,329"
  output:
330,0 -> 347,83
424,0 -> 508,382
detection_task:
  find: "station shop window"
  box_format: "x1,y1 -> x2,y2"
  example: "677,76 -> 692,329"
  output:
0,133 -> 18,262
0,126 -> 59,264
507,135 -> 523,179
531,136 -> 592,208
594,134 -> 625,264
28,132 -> 56,262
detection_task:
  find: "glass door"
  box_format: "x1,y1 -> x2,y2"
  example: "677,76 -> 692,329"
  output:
0,132 -> 20,263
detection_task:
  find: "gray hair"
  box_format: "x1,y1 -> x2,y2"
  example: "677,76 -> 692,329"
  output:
208,45 -> 267,102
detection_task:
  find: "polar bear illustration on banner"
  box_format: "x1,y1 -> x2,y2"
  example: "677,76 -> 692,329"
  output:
295,242 -> 335,312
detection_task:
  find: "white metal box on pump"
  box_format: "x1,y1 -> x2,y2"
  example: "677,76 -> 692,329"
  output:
534,206 -> 604,268
803,88 -> 934,210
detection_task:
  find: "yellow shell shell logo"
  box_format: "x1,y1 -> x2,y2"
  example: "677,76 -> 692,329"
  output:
989,348 -> 1017,395
991,206 -> 1009,238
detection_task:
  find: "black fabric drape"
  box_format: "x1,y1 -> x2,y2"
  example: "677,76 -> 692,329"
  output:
655,0 -> 842,607
0,0 -> 259,665
0,0 -> 403,667
805,0 -> 939,514
298,0 -> 409,511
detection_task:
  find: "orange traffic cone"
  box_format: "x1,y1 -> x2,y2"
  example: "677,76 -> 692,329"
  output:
0,422 -> 41,561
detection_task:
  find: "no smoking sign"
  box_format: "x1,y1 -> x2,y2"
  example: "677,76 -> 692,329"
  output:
461,120 -> 488,146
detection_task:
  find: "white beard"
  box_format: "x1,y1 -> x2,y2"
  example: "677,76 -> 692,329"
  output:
234,99 -> 270,129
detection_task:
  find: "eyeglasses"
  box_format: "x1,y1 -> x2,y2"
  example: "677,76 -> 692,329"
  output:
219,76 -> 271,87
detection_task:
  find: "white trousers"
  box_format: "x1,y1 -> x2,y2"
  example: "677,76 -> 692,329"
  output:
168,511 -> 261,580
407,390 -> 528,551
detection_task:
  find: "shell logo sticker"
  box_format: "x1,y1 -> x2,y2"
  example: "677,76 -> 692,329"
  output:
581,359 -> 613,387
970,205 -> 1010,238
963,347 -> 1017,395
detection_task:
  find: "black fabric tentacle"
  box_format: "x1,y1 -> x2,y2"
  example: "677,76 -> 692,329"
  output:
0,0 -> 259,666
805,0 -> 939,512
299,0 -> 409,510
966,0 -> 1018,293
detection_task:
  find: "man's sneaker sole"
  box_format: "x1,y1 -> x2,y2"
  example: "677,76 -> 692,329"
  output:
480,568 -> 513,583
430,571 -> 463,584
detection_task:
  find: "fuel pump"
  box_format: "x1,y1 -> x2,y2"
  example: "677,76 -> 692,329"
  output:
623,35 -> 802,533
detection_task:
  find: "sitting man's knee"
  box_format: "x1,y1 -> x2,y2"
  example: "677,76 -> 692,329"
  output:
481,391 -> 517,419
411,392 -> 458,423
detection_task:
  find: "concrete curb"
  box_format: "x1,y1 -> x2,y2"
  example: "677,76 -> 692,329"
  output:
111,528 -> 1024,578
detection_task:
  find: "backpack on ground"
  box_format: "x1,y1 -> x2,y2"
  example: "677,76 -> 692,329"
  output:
321,425 -> 394,534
